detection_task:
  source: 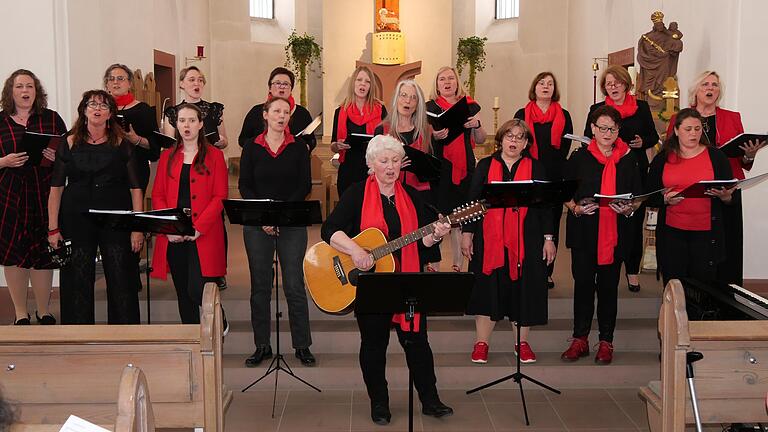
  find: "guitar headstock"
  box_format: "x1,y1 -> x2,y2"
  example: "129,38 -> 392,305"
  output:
445,201 -> 488,227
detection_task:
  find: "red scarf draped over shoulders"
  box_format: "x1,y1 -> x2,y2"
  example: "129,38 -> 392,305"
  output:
359,175 -> 422,331
482,157 -> 532,280
336,102 -> 383,163
435,95 -> 477,184
586,138 -> 630,265
524,101 -> 566,159
605,92 -> 638,118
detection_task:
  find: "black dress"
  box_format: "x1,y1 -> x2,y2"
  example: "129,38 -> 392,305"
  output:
426,100 -> 481,214
238,102 -> 316,151
332,106 -> 388,195
0,109 -> 66,269
118,102 -> 160,191
51,138 -> 142,324
464,154 -> 552,325
165,100 -> 224,144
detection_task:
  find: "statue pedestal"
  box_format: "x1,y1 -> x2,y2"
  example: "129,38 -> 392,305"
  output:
356,60 -> 422,106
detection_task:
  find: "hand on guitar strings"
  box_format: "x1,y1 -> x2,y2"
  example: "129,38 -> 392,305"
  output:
351,247 -> 374,271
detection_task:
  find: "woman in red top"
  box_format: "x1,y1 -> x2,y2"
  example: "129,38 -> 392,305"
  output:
330,66 -> 387,195
650,108 -> 734,285
427,66 -> 487,272
151,104 -> 228,326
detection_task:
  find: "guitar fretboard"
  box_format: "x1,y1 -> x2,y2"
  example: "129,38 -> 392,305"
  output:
369,224 -> 438,261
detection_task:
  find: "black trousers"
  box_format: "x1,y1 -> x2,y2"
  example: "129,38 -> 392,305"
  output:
167,241 -> 216,324
356,313 -> 439,406
570,248 -> 622,343
623,205 -> 645,275
60,223 -> 140,324
659,227 -> 717,286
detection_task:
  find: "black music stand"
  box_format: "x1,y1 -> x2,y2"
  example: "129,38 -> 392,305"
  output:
356,272 -> 474,432
224,200 -> 323,413
87,208 -> 194,325
465,179 -> 577,426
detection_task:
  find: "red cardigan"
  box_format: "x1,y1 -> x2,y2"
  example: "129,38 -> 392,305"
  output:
150,146 -> 228,279
667,107 -> 749,179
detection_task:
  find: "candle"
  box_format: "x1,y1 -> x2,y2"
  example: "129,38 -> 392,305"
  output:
493,96 -> 500,109
197,45 -> 205,58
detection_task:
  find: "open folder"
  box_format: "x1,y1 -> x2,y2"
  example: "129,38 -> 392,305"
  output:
346,132 -> 374,147
21,131 -> 65,167
298,113 -> 322,136
402,145 -> 441,182
152,130 -> 177,148
593,188 -> 666,205
717,133 -> 768,158
676,172 -> 768,198
426,96 -> 478,143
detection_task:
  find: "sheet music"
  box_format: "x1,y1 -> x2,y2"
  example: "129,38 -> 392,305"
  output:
58,415 -> 111,432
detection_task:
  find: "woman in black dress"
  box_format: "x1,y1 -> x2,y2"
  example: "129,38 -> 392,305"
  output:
0,69 -> 66,325
462,119 -> 555,364
103,64 -> 160,192
584,65 -> 658,293
427,66 -> 486,272
238,67 -> 315,151
514,72 -> 573,288
330,65 -> 387,195
47,90 -> 144,324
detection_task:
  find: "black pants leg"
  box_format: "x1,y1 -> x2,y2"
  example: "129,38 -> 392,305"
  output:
395,314 -> 439,405
98,227 -> 141,324
167,241 -> 207,324
624,206 -> 645,275
659,227 -> 717,286
60,229 -> 98,324
571,248 -> 621,342
356,313 -> 392,405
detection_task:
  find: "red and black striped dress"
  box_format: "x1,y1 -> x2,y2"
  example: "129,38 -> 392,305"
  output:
0,109 -> 66,268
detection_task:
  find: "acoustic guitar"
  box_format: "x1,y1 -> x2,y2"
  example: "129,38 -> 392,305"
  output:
304,201 -> 487,314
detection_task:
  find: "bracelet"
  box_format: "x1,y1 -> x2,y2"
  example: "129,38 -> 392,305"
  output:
544,235 -> 554,242
569,205 -> 581,217
432,233 -> 443,243
474,120 -> 482,129
48,228 -> 60,236
743,155 -> 755,162
134,137 -> 143,146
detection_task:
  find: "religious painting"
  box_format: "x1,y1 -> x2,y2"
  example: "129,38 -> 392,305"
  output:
375,0 -> 400,32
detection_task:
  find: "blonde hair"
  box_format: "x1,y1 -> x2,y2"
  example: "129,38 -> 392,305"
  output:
381,80 -> 432,154
688,70 -> 723,107
342,66 -> 379,110
430,66 -> 467,100
599,65 -> 633,96
179,66 -> 207,86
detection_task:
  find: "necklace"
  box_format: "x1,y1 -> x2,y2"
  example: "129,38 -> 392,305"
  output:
89,134 -> 106,144
12,113 -> 29,125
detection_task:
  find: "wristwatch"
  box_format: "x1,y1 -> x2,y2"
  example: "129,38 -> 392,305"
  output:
544,235 -> 555,242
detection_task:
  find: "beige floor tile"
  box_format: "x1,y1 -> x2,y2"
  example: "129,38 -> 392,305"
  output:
420,403 -> 494,431
477,388 -> 549,404
350,401 -> 424,431
550,401 -> 635,429
548,388 -> 613,403
285,389 -> 352,405
278,403 -> 351,431
616,399 -> 650,430
224,401 -> 284,432
486,402 -> 566,430
606,387 -> 645,402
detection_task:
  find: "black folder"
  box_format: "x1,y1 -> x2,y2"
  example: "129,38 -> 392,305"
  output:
346,133 -> 374,147
402,145 -> 441,181
21,131 -> 65,167
115,113 -> 132,131
87,208 -> 194,235
718,133 -> 768,158
593,188 -> 666,206
298,113 -> 322,136
205,130 -> 220,145
152,131 -> 177,148
676,180 -> 739,198
426,97 -> 478,143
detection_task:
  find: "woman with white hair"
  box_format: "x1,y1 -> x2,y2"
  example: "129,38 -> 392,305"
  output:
321,134 -> 452,426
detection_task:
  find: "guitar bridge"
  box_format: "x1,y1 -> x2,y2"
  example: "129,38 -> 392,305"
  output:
332,256 -> 348,285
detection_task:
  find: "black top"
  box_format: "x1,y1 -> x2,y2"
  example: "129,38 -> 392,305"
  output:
164,100 -> 224,139
51,139 -> 141,213
239,103 -> 316,151
332,105 -> 388,195
238,135 -> 311,201
321,180 -> 435,263
702,114 -> 717,147
513,107 -> 573,180
583,100 -> 659,177
178,163 -> 192,209
563,147 -> 642,257
119,102 -> 160,190
426,99 -> 480,172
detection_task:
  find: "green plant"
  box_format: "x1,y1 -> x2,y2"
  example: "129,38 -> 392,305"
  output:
456,36 -> 488,98
284,30 -> 323,106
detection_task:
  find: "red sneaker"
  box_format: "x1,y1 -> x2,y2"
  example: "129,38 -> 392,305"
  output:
471,341 -> 489,363
515,341 -> 537,363
594,341 -> 614,364
561,336 -> 589,361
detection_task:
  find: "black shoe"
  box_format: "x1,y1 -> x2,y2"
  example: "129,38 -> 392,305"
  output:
295,348 -> 316,366
422,400 -> 454,418
216,276 -> 228,291
370,402 -> 391,425
35,311 -> 56,325
627,274 -> 641,293
546,277 -> 555,290
221,307 -> 229,337
244,345 -> 273,367
14,315 -> 30,325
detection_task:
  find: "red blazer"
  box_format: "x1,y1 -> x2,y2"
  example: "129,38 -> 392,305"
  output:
150,146 -> 228,279
667,107 -> 748,179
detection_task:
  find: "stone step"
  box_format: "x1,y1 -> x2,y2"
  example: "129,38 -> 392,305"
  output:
223,351 -> 661,391
220,318 -> 659,354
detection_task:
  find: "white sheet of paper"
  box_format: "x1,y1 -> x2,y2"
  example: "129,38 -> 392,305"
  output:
58,415 -> 111,432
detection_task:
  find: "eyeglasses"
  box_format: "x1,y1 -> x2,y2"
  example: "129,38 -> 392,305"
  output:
106,76 -> 129,82
604,81 -> 625,89
86,101 -> 110,110
594,125 -> 618,134
504,132 -> 527,142
398,92 -> 418,101
270,81 -> 292,88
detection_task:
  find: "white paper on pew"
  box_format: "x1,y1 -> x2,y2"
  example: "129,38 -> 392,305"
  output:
59,414 -> 111,432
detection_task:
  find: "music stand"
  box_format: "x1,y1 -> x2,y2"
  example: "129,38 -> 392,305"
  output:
356,272 -> 474,432
465,179 -> 577,426
87,208 -> 194,325
224,200 -> 323,413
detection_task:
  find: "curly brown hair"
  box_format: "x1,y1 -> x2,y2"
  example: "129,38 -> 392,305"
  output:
0,69 -> 48,115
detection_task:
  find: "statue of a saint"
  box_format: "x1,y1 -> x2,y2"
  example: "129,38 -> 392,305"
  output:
636,11 -> 684,100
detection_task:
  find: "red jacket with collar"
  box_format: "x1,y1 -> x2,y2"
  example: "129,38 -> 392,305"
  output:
150,145 -> 228,279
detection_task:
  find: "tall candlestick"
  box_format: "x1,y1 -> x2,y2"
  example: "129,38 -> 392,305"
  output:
493,96 -> 500,109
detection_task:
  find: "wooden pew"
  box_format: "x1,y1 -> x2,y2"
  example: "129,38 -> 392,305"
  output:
1,284 -> 231,431
639,279 -> 768,431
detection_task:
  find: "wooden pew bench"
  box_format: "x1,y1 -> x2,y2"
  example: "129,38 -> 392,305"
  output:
639,279 -> 768,431
1,284 -> 231,431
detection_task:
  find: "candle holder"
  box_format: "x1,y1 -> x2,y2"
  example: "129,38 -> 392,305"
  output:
492,106 -> 500,133
185,45 -> 207,65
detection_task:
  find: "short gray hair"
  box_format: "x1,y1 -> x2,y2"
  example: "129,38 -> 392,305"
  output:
365,134 -> 405,167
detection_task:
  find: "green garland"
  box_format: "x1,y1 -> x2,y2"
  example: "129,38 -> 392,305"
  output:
456,36 -> 488,98
284,30 -> 323,106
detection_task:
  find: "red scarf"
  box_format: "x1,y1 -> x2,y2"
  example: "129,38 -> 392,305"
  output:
266,93 -> 296,112
336,102 -> 383,163
482,157 -> 531,280
359,175 -> 421,332
114,92 -> 135,107
382,123 -> 431,191
253,129 -> 295,158
523,101 -> 566,159
605,92 -> 638,118
435,95 -> 477,184
586,138 -> 630,265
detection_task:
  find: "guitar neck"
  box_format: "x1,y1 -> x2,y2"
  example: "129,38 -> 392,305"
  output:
370,224 -> 436,261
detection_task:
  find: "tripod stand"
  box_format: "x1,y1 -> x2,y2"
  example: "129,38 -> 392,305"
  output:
466,179 -> 576,426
